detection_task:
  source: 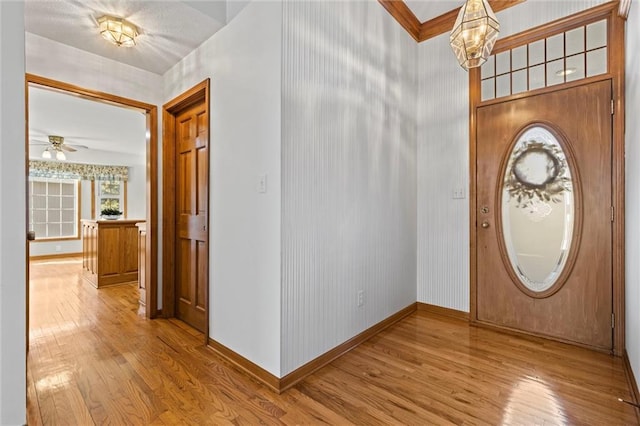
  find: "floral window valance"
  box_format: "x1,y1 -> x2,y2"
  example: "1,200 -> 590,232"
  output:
29,160 -> 129,181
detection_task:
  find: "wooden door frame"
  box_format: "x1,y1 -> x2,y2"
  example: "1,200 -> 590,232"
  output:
469,3 -> 626,355
25,74 -> 159,319
161,79 -> 210,342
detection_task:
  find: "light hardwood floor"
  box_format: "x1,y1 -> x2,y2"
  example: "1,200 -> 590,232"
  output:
27,257 -> 638,425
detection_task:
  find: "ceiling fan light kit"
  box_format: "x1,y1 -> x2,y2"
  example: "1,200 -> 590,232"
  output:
98,15 -> 138,47
450,0 -> 500,71
35,135 -> 87,161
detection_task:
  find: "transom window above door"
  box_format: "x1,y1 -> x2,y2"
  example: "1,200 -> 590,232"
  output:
480,19 -> 608,101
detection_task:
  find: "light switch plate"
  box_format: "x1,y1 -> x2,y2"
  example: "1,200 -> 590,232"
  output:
257,174 -> 267,193
452,187 -> 465,199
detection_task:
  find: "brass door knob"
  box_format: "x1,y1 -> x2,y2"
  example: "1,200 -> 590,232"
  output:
481,221 -> 490,229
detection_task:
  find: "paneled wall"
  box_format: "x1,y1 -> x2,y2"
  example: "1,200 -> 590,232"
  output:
625,0 -> 640,389
417,32 -> 470,312
281,1 -> 417,375
416,0 -> 607,312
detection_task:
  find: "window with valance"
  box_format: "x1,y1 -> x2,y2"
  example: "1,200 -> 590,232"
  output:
28,160 -> 129,181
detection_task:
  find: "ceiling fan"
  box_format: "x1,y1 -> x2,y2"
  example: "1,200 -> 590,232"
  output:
30,135 -> 88,160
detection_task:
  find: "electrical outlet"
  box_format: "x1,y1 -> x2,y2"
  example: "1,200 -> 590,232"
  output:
357,290 -> 364,307
55,245 -> 62,252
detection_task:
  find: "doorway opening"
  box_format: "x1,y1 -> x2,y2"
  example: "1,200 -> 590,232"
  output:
468,3 -> 625,354
25,74 -> 159,338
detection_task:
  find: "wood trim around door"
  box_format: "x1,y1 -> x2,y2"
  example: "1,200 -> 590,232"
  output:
468,3 -> 626,355
162,79 -> 210,344
25,74 -> 159,319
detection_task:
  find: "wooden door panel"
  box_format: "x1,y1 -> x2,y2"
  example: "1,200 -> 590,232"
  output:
174,101 -> 208,333
196,111 -> 208,148
197,147 -> 208,215
476,81 -> 612,350
177,239 -> 192,303
196,240 -> 207,312
178,153 -> 193,213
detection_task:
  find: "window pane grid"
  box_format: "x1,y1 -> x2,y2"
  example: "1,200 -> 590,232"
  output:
29,178 -> 78,239
98,180 -> 123,215
480,19 -> 608,101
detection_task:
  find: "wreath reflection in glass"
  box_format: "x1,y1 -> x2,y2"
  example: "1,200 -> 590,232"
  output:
504,139 -> 571,211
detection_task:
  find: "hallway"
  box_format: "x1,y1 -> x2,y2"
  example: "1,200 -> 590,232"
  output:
27,257 -> 638,425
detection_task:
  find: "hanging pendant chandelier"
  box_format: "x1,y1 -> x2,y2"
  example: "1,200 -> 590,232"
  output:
450,0 -> 500,71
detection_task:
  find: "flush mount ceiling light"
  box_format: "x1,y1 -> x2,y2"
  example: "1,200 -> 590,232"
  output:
450,0 -> 500,71
97,15 -> 138,47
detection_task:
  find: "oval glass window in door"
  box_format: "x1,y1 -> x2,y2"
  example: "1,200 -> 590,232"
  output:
501,125 -> 575,294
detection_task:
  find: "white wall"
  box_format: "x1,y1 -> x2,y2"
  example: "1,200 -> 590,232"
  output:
164,1 -> 283,376
416,0 -> 606,312
625,0 -> 640,389
0,2 -> 26,424
281,1 -> 417,375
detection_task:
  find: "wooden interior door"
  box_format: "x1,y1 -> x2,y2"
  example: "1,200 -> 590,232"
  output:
175,101 -> 208,333
476,80 -> 613,350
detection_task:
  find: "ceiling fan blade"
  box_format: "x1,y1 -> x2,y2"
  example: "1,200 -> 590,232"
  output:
29,140 -> 49,146
60,145 -> 77,152
68,144 -> 89,150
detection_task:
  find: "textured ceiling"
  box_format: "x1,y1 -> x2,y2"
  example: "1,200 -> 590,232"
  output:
24,0 -> 229,75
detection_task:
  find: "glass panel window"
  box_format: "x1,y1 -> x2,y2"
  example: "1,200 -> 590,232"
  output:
481,78 -> 495,101
98,180 -> 124,216
529,40 -> 545,66
512,46 -> 527,70
565,54 -> 586,82
512,70 -> 528,94
587,47 -> 607,77
496,74 -> 511,98
480,19 -> 608,102
481,56 -> 495,79
496,51 -> 511,75
565,27 -> 584,56
529,65 -> 545,90
547,59 -> 565,86
586,20 -> 607,50
546,34 -> 564,61
29,178 -> 79,240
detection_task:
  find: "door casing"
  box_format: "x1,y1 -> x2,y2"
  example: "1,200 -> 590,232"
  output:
25,74 -> 159,322
468,3 -> 626,355
162,79 -> 210,343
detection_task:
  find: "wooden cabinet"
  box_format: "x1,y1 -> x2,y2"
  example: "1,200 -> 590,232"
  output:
82,219 -> 145,288
136,222 -> 147,309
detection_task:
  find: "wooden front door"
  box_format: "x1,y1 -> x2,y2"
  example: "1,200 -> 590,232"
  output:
175,101 -> 208,332
476,80 -> 613,350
